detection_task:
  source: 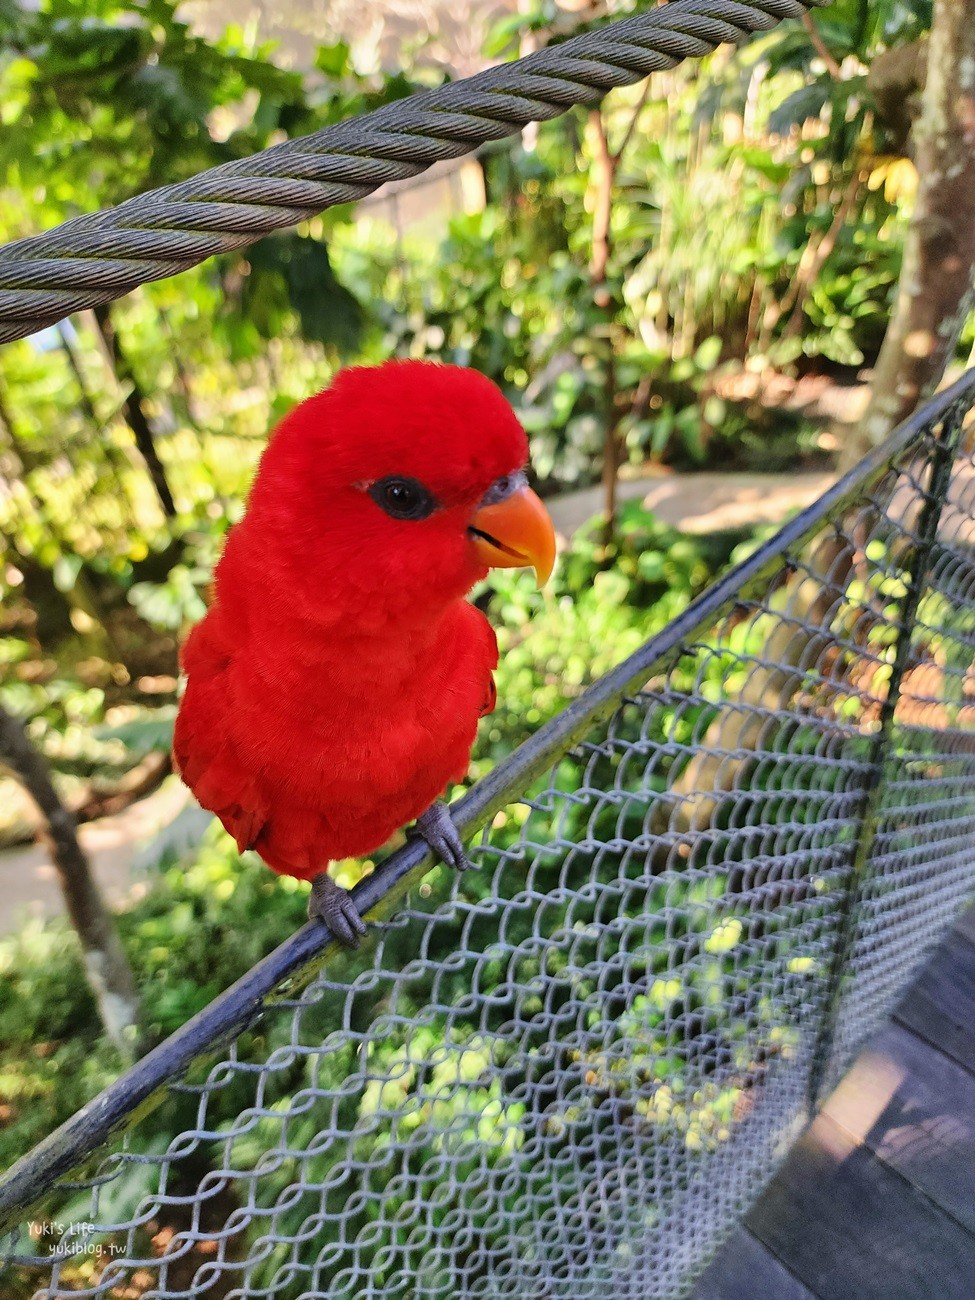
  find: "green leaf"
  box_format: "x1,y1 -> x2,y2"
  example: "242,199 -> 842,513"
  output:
94,707 -> 176,755
314,41 -> 351,78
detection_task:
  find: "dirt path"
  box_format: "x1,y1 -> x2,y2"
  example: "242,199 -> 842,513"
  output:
0,467 -> 836,937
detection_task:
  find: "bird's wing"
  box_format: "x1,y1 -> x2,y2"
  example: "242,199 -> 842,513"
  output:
174,617 -> 271,854
462,602 -> 500,717
481,673 -> 497,718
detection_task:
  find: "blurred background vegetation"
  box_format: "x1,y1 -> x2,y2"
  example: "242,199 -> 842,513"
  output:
1,0 -> 973,1242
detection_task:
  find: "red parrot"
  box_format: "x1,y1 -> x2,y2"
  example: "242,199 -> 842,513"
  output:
173,361 -> 556,946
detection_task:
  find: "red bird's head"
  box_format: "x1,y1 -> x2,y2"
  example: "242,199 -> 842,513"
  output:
230,361 -> 556,630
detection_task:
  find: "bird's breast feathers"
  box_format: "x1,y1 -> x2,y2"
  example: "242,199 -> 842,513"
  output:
175,599 -> 497,866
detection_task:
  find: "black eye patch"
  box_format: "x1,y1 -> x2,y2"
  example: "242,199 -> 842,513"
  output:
368,476 -> 438,521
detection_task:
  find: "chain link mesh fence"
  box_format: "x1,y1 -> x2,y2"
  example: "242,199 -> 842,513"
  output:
2,372 -> 975,1298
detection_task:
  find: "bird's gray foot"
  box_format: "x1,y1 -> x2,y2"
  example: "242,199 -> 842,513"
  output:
413,801 -> 474,872
308,872 -> 368,948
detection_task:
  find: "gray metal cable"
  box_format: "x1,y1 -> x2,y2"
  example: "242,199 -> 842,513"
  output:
0,0 -> 825,344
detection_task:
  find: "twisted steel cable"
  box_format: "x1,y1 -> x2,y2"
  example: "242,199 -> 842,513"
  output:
0,0 -> 825,343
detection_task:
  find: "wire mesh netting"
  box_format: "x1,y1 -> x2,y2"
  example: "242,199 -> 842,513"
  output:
2,373 -> 975,1299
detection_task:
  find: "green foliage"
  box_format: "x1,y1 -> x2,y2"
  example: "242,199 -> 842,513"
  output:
0,821 -> 310,1173
128,564 -> 209,631
237,234 -> 366,353
1,0 -> 301,210
94,706 -> 177,757
809,0 -> 931,56
333,10 -> 930,489
0,919 -> 125,1165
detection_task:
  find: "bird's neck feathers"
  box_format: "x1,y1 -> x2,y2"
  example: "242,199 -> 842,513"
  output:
214,516 -> 477,652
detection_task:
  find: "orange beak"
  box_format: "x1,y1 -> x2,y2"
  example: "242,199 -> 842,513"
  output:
468,485 -> 556,585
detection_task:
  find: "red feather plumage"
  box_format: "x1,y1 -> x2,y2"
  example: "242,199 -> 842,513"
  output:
173,362 -> 523,882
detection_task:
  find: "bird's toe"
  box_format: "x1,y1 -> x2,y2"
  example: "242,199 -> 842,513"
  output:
413,801 -> 475,873
449,842 -> 475,872
308,873 -> 367,949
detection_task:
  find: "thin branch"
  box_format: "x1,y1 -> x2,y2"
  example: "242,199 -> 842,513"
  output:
779,166 -> 864,340
802,11 -> 842,80
612,75 -> 654,164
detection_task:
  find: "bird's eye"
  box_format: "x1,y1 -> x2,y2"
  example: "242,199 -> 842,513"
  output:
368,476 -> 438,521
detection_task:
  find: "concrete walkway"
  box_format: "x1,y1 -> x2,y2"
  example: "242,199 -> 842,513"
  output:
0,468 -> 836,937
547,468 -> 834,540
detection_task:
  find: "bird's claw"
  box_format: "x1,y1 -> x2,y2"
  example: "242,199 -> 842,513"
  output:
308,873 -> 368,949
413,801 -> 474,872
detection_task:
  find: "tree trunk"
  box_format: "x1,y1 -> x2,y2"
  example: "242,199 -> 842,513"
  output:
0,704 -> 141,1058
841,0 -> 975,471
57,323 -> 100,426
93,304 -> 178,519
